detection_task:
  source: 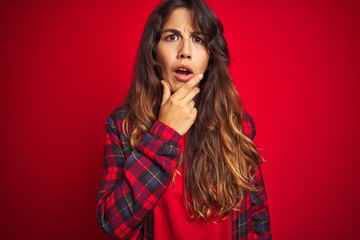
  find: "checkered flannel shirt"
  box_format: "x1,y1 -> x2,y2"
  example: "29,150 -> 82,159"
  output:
96,106 -> 271,239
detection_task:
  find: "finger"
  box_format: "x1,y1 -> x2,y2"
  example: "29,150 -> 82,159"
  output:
172,73 -> 203,99
191,107 -> 198,118
160,80 -> 171,108
188,100 -> 195,108
181,87 -> 200,103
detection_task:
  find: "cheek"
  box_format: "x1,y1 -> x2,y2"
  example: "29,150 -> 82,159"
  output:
156,44 -> 173,67
157,53 -> 171,72
195,47 -> 209,65
199,53 -> 210,71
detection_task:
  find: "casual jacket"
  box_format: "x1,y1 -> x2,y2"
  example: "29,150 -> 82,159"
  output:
96,105 -> 271,239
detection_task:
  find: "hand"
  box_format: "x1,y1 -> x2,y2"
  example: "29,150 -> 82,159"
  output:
158,74 -> 203,136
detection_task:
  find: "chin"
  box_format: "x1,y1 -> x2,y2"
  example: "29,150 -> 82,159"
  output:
172,82 -> 184,92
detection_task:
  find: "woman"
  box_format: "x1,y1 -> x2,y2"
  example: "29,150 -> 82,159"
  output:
96,0 -> 271,239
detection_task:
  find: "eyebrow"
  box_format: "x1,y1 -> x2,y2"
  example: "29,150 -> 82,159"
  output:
161,28 -> 204,36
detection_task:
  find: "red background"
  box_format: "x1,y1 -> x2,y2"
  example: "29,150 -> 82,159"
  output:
1,0 -> 359,239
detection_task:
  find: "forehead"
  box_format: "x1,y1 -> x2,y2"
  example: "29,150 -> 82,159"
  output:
162,8 -> 198,31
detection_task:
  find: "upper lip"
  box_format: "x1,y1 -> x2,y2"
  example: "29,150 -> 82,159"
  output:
174,64 -> 193,74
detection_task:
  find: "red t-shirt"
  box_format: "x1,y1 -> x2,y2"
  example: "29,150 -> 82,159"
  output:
153,133 -> 231,240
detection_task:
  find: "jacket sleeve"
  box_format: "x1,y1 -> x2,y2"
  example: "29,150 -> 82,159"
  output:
246,113 -> 272,239
96,111 -> 181,239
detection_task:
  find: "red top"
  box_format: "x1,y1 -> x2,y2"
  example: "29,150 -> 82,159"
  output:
97,107 -> 271,239
153,133 -> 231,240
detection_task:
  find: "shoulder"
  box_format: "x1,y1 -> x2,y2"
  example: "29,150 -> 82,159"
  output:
242,110 -> 256,141
105,105 -> 132,135
107,105 -> 130,122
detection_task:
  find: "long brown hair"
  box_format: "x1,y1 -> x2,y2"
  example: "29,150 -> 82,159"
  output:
123,0 -> 262,221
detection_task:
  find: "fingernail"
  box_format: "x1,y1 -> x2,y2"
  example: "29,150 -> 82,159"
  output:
199,74 -> 203,79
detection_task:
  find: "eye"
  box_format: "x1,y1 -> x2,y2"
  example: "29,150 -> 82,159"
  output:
165,34 -> 179,41
193,36 -> 204,44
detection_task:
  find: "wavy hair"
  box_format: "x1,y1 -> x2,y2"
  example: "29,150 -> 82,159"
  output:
123,0 -> 262,221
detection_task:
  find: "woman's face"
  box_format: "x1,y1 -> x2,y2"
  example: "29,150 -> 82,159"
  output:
156,8 -> 210,93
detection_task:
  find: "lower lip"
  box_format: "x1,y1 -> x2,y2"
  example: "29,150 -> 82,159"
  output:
174,72 -> 194,82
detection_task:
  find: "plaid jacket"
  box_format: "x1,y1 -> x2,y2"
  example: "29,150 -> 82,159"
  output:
96,105 -> 271,240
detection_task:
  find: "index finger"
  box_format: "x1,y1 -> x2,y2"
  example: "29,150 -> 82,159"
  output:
172,74 -> 203,99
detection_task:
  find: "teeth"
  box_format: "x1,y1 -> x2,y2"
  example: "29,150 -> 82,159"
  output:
178,68 -> 189,71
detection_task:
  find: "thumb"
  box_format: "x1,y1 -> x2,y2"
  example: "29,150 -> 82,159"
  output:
160,80 -> 171,108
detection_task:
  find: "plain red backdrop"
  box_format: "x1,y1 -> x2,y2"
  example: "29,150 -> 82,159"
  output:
1,0 -> 359,239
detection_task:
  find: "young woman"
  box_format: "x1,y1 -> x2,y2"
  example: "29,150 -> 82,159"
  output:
96,0 -> 271,239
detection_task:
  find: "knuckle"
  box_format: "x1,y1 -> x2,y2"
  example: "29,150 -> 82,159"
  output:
169,98 -> 176,105
180,102 -> 186,108
192,88 -> 200,96
185,84 -> 192,90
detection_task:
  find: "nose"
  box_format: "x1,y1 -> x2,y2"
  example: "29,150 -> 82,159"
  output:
177,40 -> 192,60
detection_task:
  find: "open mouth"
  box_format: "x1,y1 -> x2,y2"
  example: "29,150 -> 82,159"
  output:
175,68 -> 192,76
174,68 -> 194,82
173,65 -> 194,82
